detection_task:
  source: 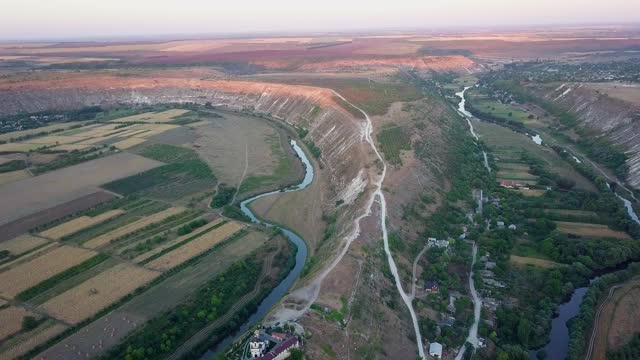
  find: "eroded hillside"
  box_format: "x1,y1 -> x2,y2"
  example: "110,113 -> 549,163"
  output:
526,82 -> 640,190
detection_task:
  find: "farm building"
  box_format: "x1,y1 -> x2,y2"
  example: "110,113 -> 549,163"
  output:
429,342 -> 443,358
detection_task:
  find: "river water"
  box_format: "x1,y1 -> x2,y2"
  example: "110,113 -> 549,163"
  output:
201,139 -> 312,359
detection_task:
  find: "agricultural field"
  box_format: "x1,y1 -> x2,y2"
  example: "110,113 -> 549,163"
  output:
0,234 -> 49,258
0,245 -> 97,298
39,209 -> 124,240
41,263 -> 161,324
82,207 -> 185,249
475,121 -> 596,191
109,109 -> 190,123
590,277 -> 640,360
0,153 -> 161,226
104,144 -> 216,202
510,255 -> 562,269
555,221 -> 632,240
144,221 -> 245,271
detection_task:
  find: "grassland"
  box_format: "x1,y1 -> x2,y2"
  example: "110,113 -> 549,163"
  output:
238,132 -> 297,197
377,124 -> 412,165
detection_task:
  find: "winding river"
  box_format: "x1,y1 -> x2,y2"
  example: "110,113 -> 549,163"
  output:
201,139 -> 312,359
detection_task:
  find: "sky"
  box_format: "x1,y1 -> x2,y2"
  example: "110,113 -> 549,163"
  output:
2,0 -> 640,40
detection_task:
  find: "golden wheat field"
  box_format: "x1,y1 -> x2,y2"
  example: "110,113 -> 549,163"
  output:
41,263 -> 160,324
111,137 -> 147,150
0,170 -> 31,186
0,234 -> 48,255
83,207 -> 185,249
111,109 -> 190,123
132,218 -> 224,263
0,306 -> 35,340
0,245 -> 96,298
145,221 -> 244,271
40,209 -> 125,240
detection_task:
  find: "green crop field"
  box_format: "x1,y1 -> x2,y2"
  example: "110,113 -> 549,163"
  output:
104,144 -> 216,201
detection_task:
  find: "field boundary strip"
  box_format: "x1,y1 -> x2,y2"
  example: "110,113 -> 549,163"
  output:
133,218 -> 225,264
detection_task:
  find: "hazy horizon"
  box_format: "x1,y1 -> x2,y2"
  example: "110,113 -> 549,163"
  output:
2,0 -> 640,41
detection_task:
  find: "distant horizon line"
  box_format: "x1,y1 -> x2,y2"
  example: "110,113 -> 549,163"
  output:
2,21 -> 639,43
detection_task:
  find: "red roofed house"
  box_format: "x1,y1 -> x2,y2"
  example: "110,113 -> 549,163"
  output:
258,336 -> 300,360
270,332 -> 287,342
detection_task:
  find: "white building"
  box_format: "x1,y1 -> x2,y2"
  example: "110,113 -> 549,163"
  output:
249,331 -> 268,358
429,342 -> 443,358
427,238 -> 450,249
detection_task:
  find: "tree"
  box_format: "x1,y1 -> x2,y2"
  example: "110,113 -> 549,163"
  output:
22,316 -> 38,331
517,318 -> 531,347
290,348 -> 304,360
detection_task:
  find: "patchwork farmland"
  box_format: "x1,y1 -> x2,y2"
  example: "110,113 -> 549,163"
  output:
0,105 -> 299,360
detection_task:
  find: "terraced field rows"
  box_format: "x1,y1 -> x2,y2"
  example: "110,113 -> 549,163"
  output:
0,245 -> 96,298
145,221 -> 244,271
83,207 -> 185,249
40,209 -> 125,240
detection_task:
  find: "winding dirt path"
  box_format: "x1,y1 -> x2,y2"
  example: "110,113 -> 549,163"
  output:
585,285 -> 623,360
411,245 -> 428,299
231,141 -> 249,204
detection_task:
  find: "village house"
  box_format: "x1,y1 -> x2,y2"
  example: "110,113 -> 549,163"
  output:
427,238 -> 450,249
499,180 -> 526,189
429,342 -> 443,358
425,280 -> 440,294
258,336 -> 300,360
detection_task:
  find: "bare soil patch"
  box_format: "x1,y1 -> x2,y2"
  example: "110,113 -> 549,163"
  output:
0,190 -> 116,242
0,306 -> 36,341
0,322 -> 68,360
555,221 -> 631,239
510,255 -> 561,269
0,153 -> 161,227
0,169 -> 30,186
